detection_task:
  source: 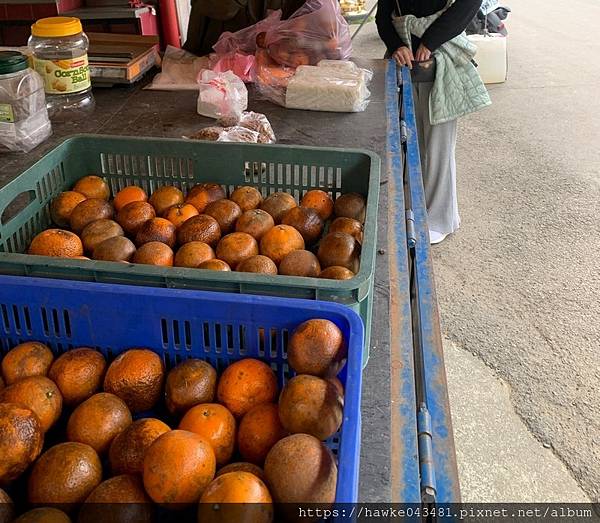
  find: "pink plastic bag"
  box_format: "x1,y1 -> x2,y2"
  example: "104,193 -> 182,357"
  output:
213,10 -> 282,56
210,52 -> 256,83
260,0 -> 352,68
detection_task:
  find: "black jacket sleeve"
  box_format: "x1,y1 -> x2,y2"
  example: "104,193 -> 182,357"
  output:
376,0 -> 405,54
421,0 -> 481,52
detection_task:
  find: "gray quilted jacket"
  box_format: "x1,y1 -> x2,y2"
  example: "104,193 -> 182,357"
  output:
393,12 -> 491,125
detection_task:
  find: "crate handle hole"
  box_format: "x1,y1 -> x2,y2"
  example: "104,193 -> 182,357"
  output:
1,191 -> 37,226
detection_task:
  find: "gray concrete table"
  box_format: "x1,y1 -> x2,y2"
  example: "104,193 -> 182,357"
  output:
0,59 -> 429,502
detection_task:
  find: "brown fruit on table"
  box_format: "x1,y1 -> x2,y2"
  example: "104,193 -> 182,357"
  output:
0,376 -> 62,433
1,341 -> 53,385
235,209 -> 274,241
12,508 -> 71,523
79,475 -> 153,523
116,201 -> 156,236
135,218 -> 176,248
177,214 -> 221,248
216,232 -> 259,270
281,206 -> 324,245
288,319 -> 347,377
260,225 -> 305,266
81,219 -> 124,254
300,189 -> 334,221
333,192 -> 366,223
237,255 -> 278,275
278,374 -> 343,440
230,186 -> 263,211
260,192 -> 297,224
319,266 -> 355,280
264,434 -> 337,504
103,348 -> 165,413
0,488 -> 14,523
0,403 -> 43,484
51,191 -> 87,227
198,259 -> 231,271
149,186 -> 184,216
28,229 -> 84,258
198,472 -> 273,522
48,348 -> 107,406
329,216 -> 363,244
179,403 -> 236,466
205,199 -> 242,235
216,462 -> 265,482
73,176 -> 110,201
69,199 -> 114,234
132,241 -> 174,266
163,203 -> 198,228
143,430 -> 216,506
165,359 -> 217,415
92,236 -> 136,262
279,250 -> 321,278
174,242 -> 215,268
185,183 -> 226,213
317,232 -> 360,273
28,442 -> 102,508
238,403 -> 286,466
217,359 -> 278,418
113,186 -> 147,213
109,418 -> 170,475
67,392 -> 132,454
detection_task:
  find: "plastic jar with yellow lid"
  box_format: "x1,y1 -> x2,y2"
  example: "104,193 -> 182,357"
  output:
29,17 -> 95,120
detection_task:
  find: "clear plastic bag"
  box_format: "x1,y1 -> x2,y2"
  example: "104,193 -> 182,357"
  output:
217,111 -> 276,143
146,46 -> 209,91
259,0 -> 352,68
254,49 -> 295,107
183,125 -> 260,143
197,70 -> 248,120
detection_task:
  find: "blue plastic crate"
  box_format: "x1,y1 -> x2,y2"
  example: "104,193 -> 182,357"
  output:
0,275 -> 363,504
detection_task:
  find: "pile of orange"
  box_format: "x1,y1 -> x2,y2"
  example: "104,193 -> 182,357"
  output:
28,176 -> 366,279
0,318 -> 348,521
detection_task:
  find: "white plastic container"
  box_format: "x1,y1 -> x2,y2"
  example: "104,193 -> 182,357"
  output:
0,51 -> 52,153
468,33 -> 507,84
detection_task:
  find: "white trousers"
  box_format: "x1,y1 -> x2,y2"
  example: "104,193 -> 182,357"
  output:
412,82 -> 460,235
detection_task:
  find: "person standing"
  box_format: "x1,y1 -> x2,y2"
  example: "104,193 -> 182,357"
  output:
376,0 -> 482,244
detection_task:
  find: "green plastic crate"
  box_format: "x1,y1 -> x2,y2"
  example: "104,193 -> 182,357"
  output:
0,135 -> 380,364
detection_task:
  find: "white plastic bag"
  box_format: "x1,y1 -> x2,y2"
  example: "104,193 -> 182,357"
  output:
197,70 -> 248,120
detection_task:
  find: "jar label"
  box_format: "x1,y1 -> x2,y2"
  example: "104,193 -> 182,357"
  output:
0,104 -> 15,123
33,55 -> 91,95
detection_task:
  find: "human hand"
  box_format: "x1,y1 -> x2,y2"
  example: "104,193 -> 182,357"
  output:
392,46 -> 414,69
415,44 -> 432,62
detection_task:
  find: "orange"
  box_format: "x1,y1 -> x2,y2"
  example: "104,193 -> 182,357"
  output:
12,507 -> 70,523
185,183 -> 226,213
149,186 -> 184,216
281,206 -> 323,245
116,201 -> 156,236
279,250 -> 321,278
236,255 -> 278,275
204,199 -> 242,235
179,403 -> 236,466
235,209 -> 274,241
319,266 -> 354,280
217,359 -> 278,418
198,259 -> 231,271
143,430 -> 216,506
174,242 -> 215,268
333,192 -> 366,223
109,418 -> 170,475
28,442 -> 102,508
165,359 -> 217,415
73,176 -> 110,201
48,348 -> 107,406
230,186 -> 263,212
260,192 -> 297,224
0,376 -> 62,433
329,217 -> 363,244
132,241 -> 174,266
28,229 -> 83,258
259,225 -> 305,266
1,341 -> 53,385
80,219 -> 124,254
216,462 -> 265,482
134,218 -> 176,248
198,472 -> 273,523
215,232 -> 259,270
69,199 -> 114,234
103,349 -> 165,413
113,186 -> 147,212
238,403 -> 286,465
163,203 -> 198,228
176,215 -> 221,248
50,191 -> 87,228
0,403 -> 43,484
67,392 -> 132,454
317,232 -> 360,273
300,189 -> 334,221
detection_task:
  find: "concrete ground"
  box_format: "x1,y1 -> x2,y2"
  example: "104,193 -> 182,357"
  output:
352,0 -> 599,503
